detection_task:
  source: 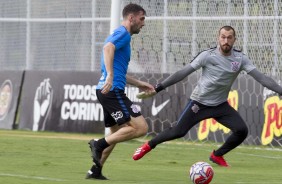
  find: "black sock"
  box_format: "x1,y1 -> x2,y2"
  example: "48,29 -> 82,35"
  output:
90,165 -> 102,175
148,140 -> 156,149
214,150 -> 224,157
96,138 -> 110,151
91,165 -> 101,172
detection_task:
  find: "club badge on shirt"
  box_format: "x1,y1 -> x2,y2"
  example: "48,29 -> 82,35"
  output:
231,61 -> 240,72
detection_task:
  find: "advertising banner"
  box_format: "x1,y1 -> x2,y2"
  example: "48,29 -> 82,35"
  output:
18,71 -> 104,133
18,71 -> 171,134
17,71 -> 281,146
0,71 -> 24,129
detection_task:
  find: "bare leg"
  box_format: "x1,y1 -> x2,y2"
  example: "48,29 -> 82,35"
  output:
86,125 -> 120,180
105,115 -> 148,144
100,125 -> 121,166
89,115 -> 148,170
100,115 -> 148,165
100,144 -> 115,166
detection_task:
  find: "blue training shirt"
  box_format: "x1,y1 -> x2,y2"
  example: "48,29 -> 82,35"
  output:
96,26 -> 131,91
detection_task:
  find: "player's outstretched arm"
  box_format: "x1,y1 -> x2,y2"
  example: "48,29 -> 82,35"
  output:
136,83 -> 165,99
248,68 -> 282,95
158,63 -> 196,90
126,75 -> 154,90
136,64 -> 196,99
126,74 -> 155,94
126,75 -> 155,99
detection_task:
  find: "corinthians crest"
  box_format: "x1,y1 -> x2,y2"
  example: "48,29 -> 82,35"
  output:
231,61 -> 240,72
191,104 -> 200,113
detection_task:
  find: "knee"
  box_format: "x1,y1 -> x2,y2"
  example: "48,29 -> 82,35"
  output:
177,129 -> 188,138
139,124 -> 148,136
136,122 -> 148,137
170,126 -> 187,138
236,126 -> 248,138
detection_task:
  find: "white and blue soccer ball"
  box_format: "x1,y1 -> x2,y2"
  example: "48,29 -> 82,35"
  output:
189,161 -> 214,184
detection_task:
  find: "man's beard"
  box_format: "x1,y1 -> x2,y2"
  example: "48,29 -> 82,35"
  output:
221,44 -> 232,53
132,27 -> 140,34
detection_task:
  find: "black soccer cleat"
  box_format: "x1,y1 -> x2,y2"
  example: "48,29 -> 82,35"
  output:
85,171 -> 108,180
85,165 -> 108,180
88,139 -> 102,167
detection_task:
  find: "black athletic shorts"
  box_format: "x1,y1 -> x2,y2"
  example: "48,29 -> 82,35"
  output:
96,88 -> 142,127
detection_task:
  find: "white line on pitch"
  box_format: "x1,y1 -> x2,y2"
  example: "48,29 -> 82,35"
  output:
146,141 -> 282,153
0,173 -> 67,182
156,144 -> 282,159
236,182 -> 281,184
235,152 -> 282,159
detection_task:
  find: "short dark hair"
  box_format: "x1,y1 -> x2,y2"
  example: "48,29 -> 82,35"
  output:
122,3 -> 146,18
219,25 -> 236,37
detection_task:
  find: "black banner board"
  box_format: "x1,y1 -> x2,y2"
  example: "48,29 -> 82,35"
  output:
18,71 -> 104,133
0,71 -> 24,129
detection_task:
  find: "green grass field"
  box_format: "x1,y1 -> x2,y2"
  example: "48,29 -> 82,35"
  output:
0,130 -> 281,184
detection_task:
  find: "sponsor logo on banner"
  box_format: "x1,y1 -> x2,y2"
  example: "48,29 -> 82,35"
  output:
261,95 -> 282,145
0,80 -> 13,121
60,85 -> 142,122
124,87 -> 142,103
261,80 -> 282,145
33,78 -> 53,131
61,84 -> 103,121
151,99 -> 170,116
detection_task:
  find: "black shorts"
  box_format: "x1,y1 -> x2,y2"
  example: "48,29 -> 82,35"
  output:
176,99 -> 247,133
96,89 -> 142,127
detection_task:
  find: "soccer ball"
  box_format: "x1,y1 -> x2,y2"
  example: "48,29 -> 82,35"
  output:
189,161 -> 214,184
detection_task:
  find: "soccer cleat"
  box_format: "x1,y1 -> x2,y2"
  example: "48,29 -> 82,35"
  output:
88,139 -> 102,167
85,165 -> 108,180
209,150 -> 229,167
132,142 -> 152,160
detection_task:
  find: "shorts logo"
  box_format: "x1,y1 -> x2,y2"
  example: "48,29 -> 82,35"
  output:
191,104 -> 199,113
111,111 -> 123,121
231,61 -> 240,72
131,104 -> 141,114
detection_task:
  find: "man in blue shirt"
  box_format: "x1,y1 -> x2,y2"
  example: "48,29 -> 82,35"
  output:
86,3 -> 154,180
